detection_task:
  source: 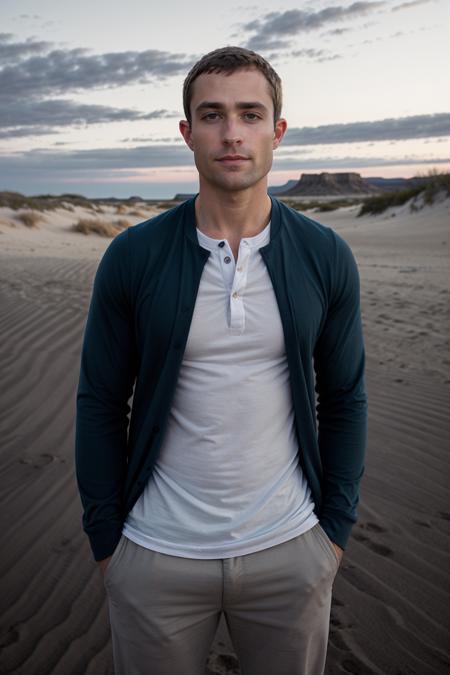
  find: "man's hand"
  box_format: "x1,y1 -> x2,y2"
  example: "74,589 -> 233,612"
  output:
97,556 -> 112,577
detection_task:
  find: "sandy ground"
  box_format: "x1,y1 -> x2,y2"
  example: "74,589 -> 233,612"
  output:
0,196 -> 449,674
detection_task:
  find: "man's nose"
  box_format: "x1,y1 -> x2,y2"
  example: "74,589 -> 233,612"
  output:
222,118 -> 242,144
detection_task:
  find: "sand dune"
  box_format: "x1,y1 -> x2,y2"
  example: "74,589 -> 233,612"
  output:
0,196 -> 449,674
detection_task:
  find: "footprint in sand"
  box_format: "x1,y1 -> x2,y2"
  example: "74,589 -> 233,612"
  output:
19,453 -> 64,468
358,521 -> 387,534
19,453 -> 54,467
353,532 -> 393,557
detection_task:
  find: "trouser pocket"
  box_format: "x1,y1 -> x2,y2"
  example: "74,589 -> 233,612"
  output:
104,534 -> 126,585
314,524 -> 340,574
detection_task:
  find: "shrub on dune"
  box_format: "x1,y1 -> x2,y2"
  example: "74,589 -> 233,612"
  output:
358,171 -> 450,216
129,209 -> 147,218
72,218 -> 130,237
16,210 -> 43,227
114,218 -> 130,229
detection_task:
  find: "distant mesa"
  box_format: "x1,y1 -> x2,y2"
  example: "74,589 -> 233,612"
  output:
173,193 -> 196,201
268,180 -> 298,195
281,172 -> 379,196
272,172 -> 418,196
172,175 -> 419,200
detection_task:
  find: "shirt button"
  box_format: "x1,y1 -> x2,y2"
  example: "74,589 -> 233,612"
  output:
237,266 -> 243,272
224,256 -> 231,264
232,291 -> 239,299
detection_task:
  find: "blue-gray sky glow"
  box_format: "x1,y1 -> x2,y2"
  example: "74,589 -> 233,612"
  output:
1,0 -> 449,198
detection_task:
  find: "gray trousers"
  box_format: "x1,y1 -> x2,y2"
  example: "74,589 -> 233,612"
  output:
104,523 -> 340,675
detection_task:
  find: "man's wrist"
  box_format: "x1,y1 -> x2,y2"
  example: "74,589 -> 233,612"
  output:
332,542 -> 344,562
97,556 -> 112,576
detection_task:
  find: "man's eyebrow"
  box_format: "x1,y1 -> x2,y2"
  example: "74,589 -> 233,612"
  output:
194,101 -> 269,113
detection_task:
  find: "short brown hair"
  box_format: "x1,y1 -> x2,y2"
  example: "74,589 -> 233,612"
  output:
183,46 -> 282,127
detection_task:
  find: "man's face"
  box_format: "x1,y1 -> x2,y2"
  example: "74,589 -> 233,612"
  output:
179,68 -> 286,193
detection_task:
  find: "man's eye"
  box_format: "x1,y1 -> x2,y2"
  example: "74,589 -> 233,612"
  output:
244,113 -> 260,121
203,112 -> 220,120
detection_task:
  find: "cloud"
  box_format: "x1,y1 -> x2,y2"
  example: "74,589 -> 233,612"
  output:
272,155 -> 450,171
0,35 -> 188,137
241,2 -> 387,51
0,99 -> 179,135
0,126 -> 57,139
325,27 -> 353,35
0,32 -> 51,62
121,136 -> 182,143
283,114 -> 450,145
0,38 -> 195,99
246,35 -> 290,51
0,144 -> 193,174
289,48 -> 342,62
392,0 -> 434,11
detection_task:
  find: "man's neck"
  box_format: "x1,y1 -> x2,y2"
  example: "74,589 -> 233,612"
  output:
194,182 -> 272,244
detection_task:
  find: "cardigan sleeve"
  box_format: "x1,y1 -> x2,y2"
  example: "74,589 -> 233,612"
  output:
313,232 -> 368,550
75,230 -> 137,561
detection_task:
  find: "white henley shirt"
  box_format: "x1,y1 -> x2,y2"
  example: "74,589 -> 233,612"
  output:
123,221 -> 318,558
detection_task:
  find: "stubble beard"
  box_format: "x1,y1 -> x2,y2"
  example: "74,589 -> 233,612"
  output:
200,156 -> 271,194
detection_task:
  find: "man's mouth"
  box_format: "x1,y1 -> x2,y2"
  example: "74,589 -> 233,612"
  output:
216,155 -> 249,162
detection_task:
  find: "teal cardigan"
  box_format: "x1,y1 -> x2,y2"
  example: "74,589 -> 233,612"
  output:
76,196 -> 367,561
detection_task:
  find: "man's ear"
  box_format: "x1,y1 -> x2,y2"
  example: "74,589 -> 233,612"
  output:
179,120 -> 194,151
273,117 -> 287,150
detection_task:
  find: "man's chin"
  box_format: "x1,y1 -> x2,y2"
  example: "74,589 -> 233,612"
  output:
209,172 -> 266,193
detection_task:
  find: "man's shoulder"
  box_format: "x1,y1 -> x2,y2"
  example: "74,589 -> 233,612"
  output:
128,199 -> 188,244
273,199 -> 359,293
275,198 -> 350,259
97,199 -> 191,282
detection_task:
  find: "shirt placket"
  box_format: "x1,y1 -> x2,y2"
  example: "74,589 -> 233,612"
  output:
228,240 -> 251,334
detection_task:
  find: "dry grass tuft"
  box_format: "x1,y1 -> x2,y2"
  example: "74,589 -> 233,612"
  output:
115,204 -> 128,214
16,210 -> 43,227
129,209 -> 147,218
114,218 -> 130,229
72,217 -> 131,237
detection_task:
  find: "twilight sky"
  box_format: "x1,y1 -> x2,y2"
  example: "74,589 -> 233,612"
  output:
1,0 -> 449,198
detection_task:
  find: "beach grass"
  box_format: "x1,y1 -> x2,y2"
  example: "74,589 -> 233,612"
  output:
281,198 -> 361,212
72,218 -> 130,237
15,210 -> 43,227
358,172 -> 450,216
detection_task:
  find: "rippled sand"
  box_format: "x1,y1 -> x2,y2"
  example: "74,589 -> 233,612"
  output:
0,197 -> 449,674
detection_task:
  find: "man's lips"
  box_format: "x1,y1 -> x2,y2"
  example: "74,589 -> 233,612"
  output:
216,155 -> 249,161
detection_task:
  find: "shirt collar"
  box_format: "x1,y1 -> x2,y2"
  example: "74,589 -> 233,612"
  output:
196,221 -> 271,253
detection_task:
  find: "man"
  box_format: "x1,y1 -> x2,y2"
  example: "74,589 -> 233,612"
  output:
76,46 -> 367,675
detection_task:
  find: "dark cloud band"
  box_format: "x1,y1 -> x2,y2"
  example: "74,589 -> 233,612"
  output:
284,114 -> 450,146
0,99 -> 179,135
242,2 -> 386,51
0,41 -> 194,99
